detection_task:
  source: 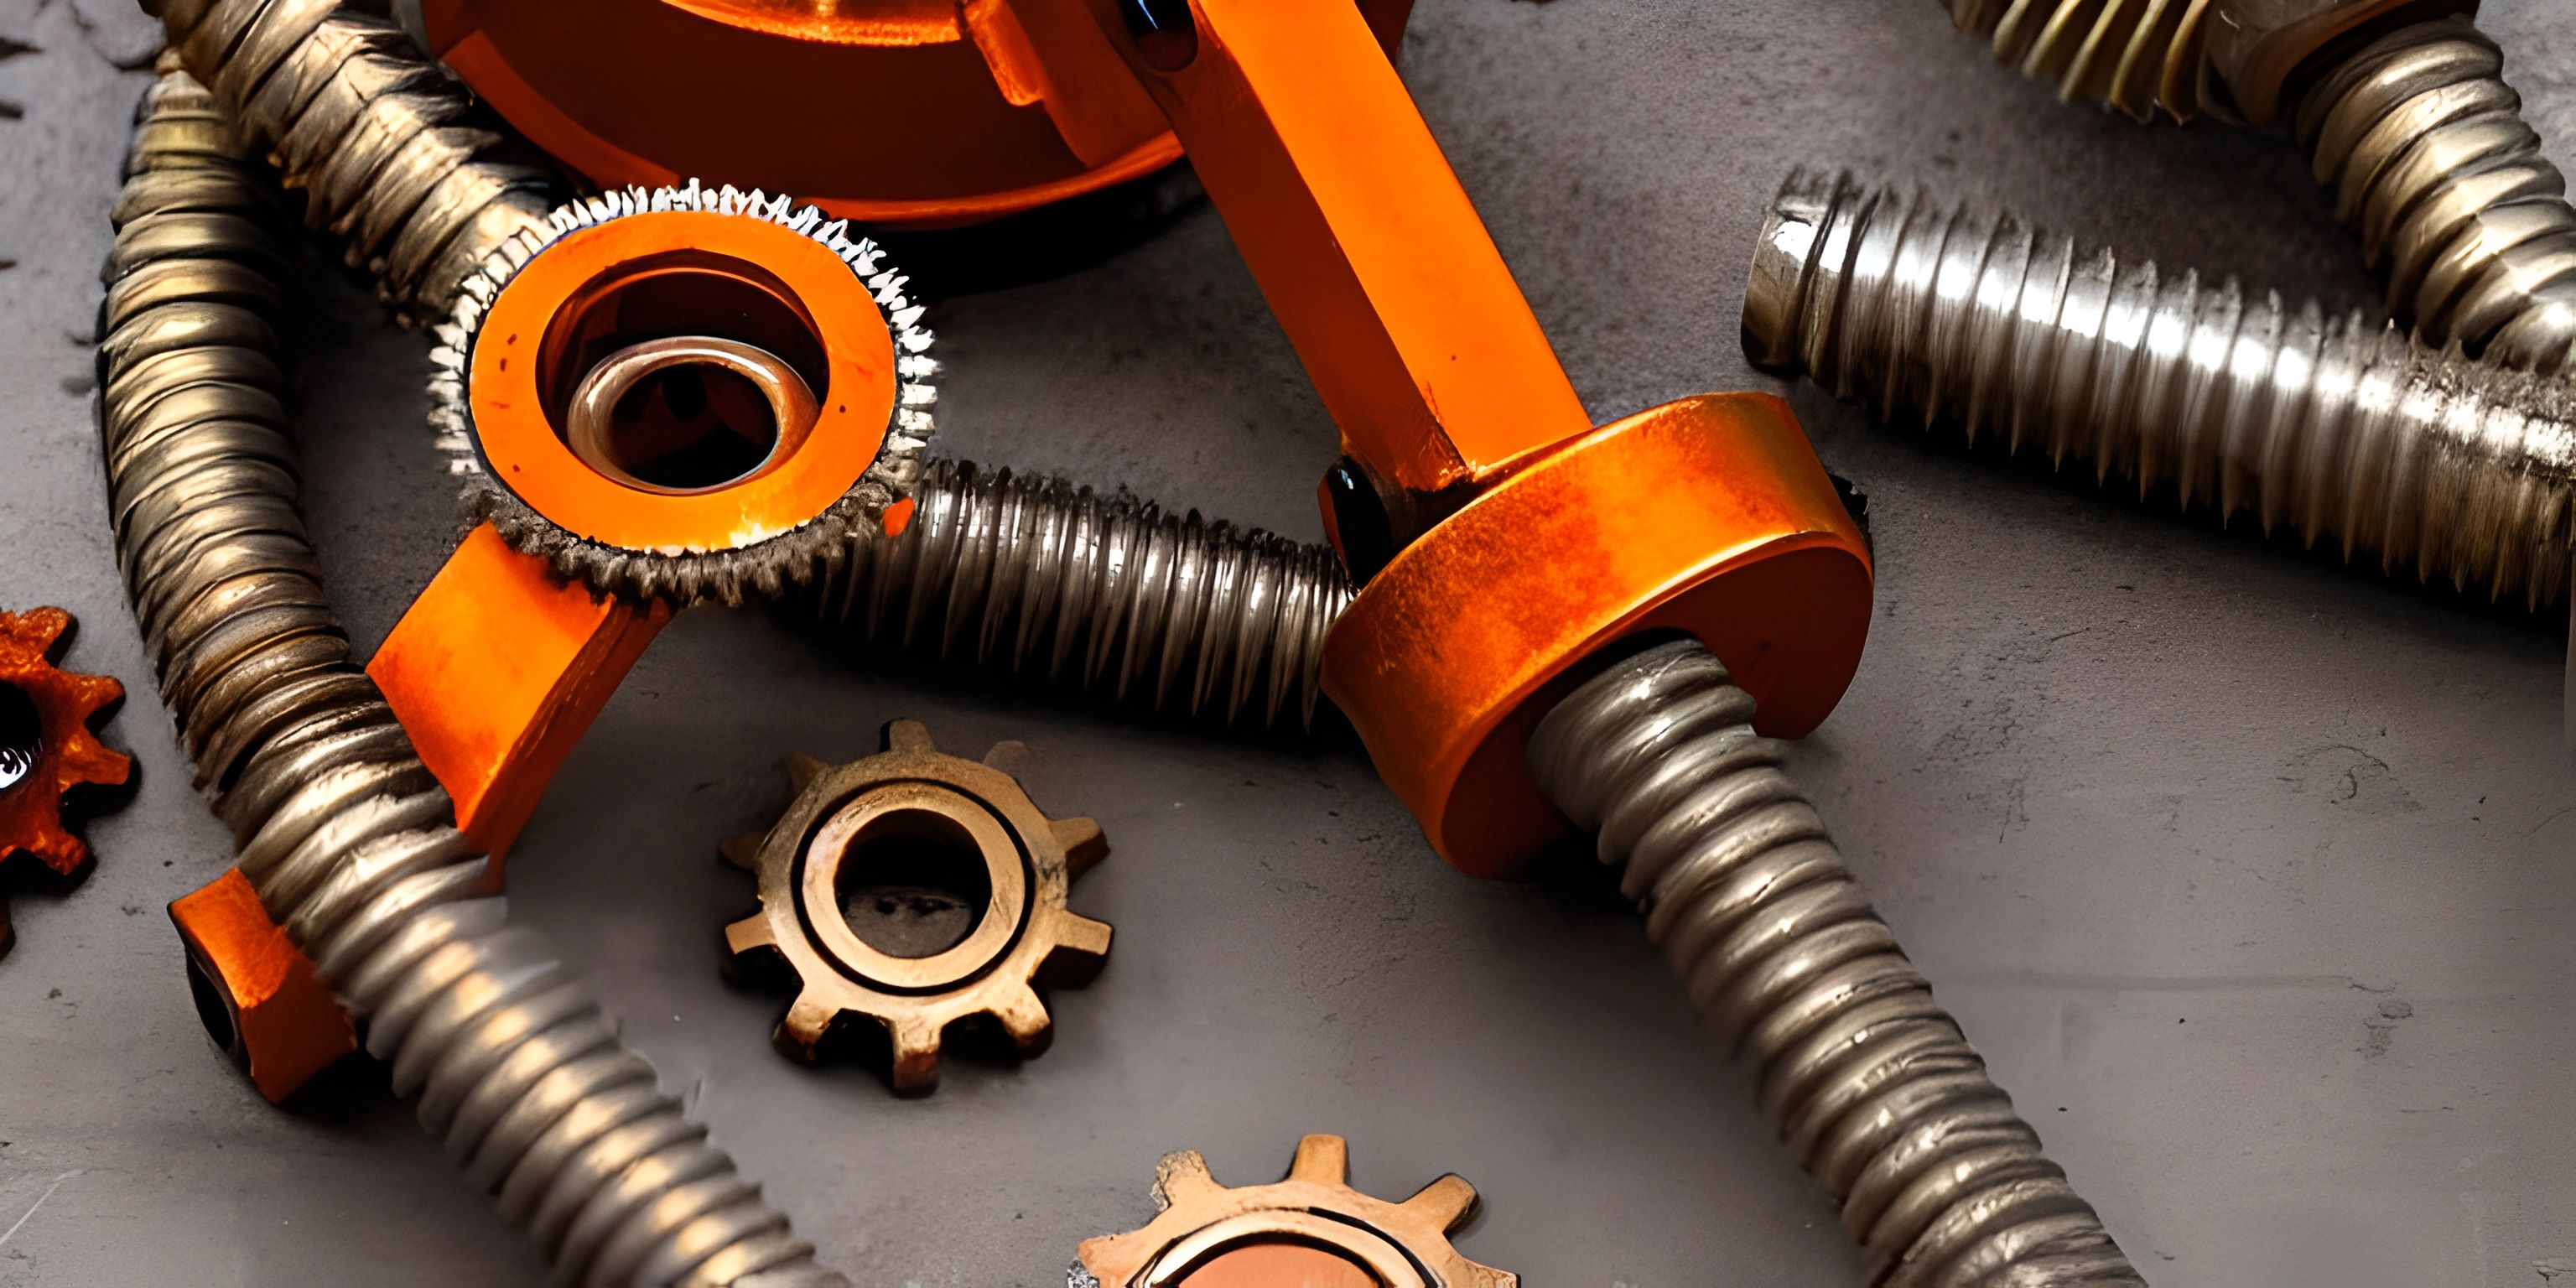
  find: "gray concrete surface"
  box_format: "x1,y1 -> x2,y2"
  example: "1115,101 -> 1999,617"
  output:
3,2 -> 2573,1285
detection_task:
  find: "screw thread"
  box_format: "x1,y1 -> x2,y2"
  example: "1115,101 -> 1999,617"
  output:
2297,18 -> 2576,374
1939,0 -> 2206,122
816,460 -> 1353,727
1745,171 -> 2576,609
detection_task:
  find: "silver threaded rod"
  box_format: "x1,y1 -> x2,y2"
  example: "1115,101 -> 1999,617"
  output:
1530,640 -> 2145,1287
110,60 -> 846,1288
1938,5 -> 2576,374
818,460 -> 1353,727
2297,18 -> 2576,374
1744,169 -> 2576,610
146,0 -> 554,316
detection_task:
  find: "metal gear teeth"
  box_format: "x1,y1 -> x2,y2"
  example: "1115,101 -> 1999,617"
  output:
0,608 -> 135,957
1077,1134 -> 1515,1288
724,719 -> 1110,1092
429,181 -> 939,606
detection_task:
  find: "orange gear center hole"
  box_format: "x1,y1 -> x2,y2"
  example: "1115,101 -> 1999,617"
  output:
833,806 -> 993,959
0,684 -> 39,792
1181,1244 -> 1384,1288
472,210 -> 898,553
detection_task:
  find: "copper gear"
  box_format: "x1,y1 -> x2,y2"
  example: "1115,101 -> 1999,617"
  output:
724,719 -> 1111,1091
0,608 -> 133,957
1076,1134 -> 1515,1288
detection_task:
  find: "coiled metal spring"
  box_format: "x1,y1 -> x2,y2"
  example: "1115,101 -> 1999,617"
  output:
1745,171 -> 2576,609
2298,18 -> 2576,374
107,61 -> 846,1288
1530,640 -> 2143,1288
818,460 -> 1352,726
144,0 -> 553,317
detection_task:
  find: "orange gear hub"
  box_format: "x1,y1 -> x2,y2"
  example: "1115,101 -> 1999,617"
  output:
413,0 -> 1415,230
0,607 -> 133,956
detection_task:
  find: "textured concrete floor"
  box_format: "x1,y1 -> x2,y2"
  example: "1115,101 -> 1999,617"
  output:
3,2 -> 2573,1285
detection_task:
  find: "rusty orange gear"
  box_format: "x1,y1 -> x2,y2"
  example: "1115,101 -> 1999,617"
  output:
1078,1133 -> 1515,1288
724,719 -> 1112,1091
0,607 -> 133,957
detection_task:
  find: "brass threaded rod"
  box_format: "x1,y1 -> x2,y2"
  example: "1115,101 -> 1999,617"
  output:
2298,18 -> 2576,373
1745,170 -> 2576,610
148,0 -> 555,318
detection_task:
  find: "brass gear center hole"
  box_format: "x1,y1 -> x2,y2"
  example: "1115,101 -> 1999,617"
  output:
834,806 -> 993,959
0,684 -> 41,793
1180,1244 -> 1384,1288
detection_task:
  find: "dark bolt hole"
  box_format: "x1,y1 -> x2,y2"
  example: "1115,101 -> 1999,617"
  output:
0,684 -> 40,795
834,810 -> 993,959
1119,0 -> 1199,71
185,951 -> 245,1061
1321,460 -> 1397,586
605,363 -> 779,491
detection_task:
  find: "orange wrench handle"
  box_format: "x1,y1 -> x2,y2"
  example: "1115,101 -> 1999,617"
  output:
1028,0 -> 1591,493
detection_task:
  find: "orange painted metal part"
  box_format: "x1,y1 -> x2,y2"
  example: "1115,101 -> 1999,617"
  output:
1322,395 -> 1872,878
418,1 -> 1410,230
1036,0 -> 1874,875
171,868 -> 359,1104
369,524 -> 671,860
471,210 -> 896,555
173,528 -> 662,1104
1028,0 -> 1588,493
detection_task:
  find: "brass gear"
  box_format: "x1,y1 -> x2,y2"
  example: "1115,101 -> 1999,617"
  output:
1077,1134 -> 1516,1288
724,719 -> 1111,1091
0,608 -> 133,958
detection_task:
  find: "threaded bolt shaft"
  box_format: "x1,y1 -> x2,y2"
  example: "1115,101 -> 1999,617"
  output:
815,460 -> 1353,727
1744,170 -> 2576,610
2297,18 -> 2576,374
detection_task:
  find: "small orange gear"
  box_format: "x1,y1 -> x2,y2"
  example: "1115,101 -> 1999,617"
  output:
1077,1134 -> 1516,1288
724,719 -> 1112,1091
0,607 -> 133,958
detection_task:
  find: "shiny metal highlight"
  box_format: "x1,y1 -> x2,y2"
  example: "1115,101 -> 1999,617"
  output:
1529,640 -> 2145,1288
106,60 -> 847,1288
818,460 -> 1353,726
1745,170 -> 2576,609
1940,0 -> 2205,122
143,0 -> 554,316
2297,18 -> 2576,373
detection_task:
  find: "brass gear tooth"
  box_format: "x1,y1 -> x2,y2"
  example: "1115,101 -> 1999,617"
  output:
781,753 -> 830,791
1151,1150 -> 1219,1208
882,719 -> 934,754
1083,1139 -> 1515,1288
1288,1133 -> 1350,1184
989,986 -> 1054,1050
1402,1174 -> 1481,1231
1049,815 -> 1108,875
724,912 -> 776,957
776,994 -> 838,1060
979,739 -> 1029,772
1046,911 -> 1114,963
728,718 -> 1109,1090
886,1015 -> 943,1092
718,832 -> 766,870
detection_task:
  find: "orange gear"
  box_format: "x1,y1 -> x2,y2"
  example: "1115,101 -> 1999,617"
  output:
0,607 -> 133,957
